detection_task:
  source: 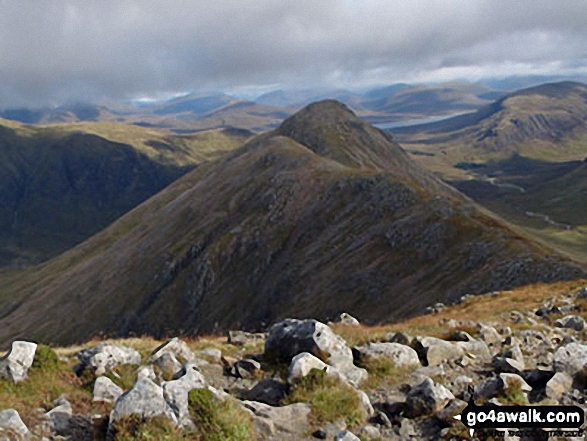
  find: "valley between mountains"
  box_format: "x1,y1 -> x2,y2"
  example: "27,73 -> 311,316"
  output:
0,99 -> 584,347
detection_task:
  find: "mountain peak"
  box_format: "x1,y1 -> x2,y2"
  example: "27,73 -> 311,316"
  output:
276,99 -> 407,171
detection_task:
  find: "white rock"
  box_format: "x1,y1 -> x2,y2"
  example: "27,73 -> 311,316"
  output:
93,376 -> 124,403
0,341 -> 37,382
110,377 -> 177,425
78,344 -> 141,375
0,409 -> 30,439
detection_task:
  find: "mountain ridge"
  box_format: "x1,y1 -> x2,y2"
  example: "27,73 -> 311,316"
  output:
0,100 -> 584,346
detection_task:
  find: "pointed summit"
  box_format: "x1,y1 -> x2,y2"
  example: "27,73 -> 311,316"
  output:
277,99 -> 410,171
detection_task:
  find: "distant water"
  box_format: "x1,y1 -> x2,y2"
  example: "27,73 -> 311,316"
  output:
374,111 -> 475,130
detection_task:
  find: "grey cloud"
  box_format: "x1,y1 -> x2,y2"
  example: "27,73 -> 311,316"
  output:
0,0 -> 586,106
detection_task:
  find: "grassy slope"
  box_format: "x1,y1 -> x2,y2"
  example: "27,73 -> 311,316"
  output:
388,82 -> 587,263
0,121 -> 250,266
0,101 -> 584,346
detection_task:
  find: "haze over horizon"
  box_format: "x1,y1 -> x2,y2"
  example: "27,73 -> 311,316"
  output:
0,0 -> 586,107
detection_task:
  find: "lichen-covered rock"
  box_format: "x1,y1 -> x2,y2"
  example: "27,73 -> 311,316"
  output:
404,378 -> 454,418
242,401 -> 311,437
162,364 -> 206,427
93,376 -> 124,403
149,338 -> 195,364
0,341 -> 37,382
546,372 -> 573,400
227,331 -> 266,347
78,344 -> 140,375
353,342 -> 420,367
412,337 -> 463,366
43,395 -> 73,436
0,409 -> 29,439
265,319 -> 367,386
287,352 -> 345,384
553,343 -> 587,379
110,377 -> 177,425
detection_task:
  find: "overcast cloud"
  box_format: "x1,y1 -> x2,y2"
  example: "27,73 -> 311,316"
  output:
0,0 -> 586,107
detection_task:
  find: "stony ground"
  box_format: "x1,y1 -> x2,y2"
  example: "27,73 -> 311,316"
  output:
1,279 -> 587,440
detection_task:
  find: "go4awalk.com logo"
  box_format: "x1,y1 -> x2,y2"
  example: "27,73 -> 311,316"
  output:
454,401 -> 585,438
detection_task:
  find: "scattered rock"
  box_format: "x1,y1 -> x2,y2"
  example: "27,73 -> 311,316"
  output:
333,313 -> 360,326
162,365 -> 206,427
555,315 -> 585,331
355,389 -> 375,417
93,376 -> 124,403
78,344 -> 141,376
287,352 -> 344,384
491,356 -> 525,374
234,358 -> 262,379
110,377 -> 177,425
198,348 -> 222,362
44,395 -> 73,436
0,341 -> 37,382
265,319 -> 367,386
474,377 -> 505,400
384,332 -> 410,345
353,342 -> 420,367
136,365 -> 156,381
436,398 -> 467,423
479,324 -> 502,348
153,352 -> 183,378
240,378 -> 287,406
149,338 -> 194,364
499,373 -> 532,392
412,337 -> 463,366
0,409 -> 29,439
227,331 -> 266,347
358,425 -> 381,440
553,343 -> 587,380
455,340 -> 490,359
242,401 -> 311,437
334,429 -> 360,441
546,372 -> 573,400
404,378 -> 455,418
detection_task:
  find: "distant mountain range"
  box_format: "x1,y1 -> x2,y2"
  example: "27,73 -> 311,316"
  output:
392,81 -> 587,263
0,100 -> 583,346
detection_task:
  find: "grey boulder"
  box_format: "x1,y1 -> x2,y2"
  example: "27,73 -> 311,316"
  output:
110,377 -> 177,425
162,364 -> 206,427
0,341 -> 37,382
553,343 -> 587,379
265,319 -> 367,386
404,378 -> 455,418
93,376 -> 124,403
149,338 -> 195,364
412,337 -> 463,366
0,409 -> 30,439
242,400 -> 311,437
353,342 -> 420,367
555,315 -> 585,331
78,344 -> 141,375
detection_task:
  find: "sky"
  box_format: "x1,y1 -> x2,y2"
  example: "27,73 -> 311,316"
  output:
0,0 -> 586,107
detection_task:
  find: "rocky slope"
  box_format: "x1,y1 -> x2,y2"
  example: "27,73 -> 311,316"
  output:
1,279 -> 587,440
0,100 -> 584,346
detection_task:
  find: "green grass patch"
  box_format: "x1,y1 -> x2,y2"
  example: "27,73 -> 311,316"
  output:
284,369 -> 366,429
111,415 -> 189,440
357,357 -> 418,390
30,344 -> 60,373
188,388 -> 254,441
105,364 -> 139,391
